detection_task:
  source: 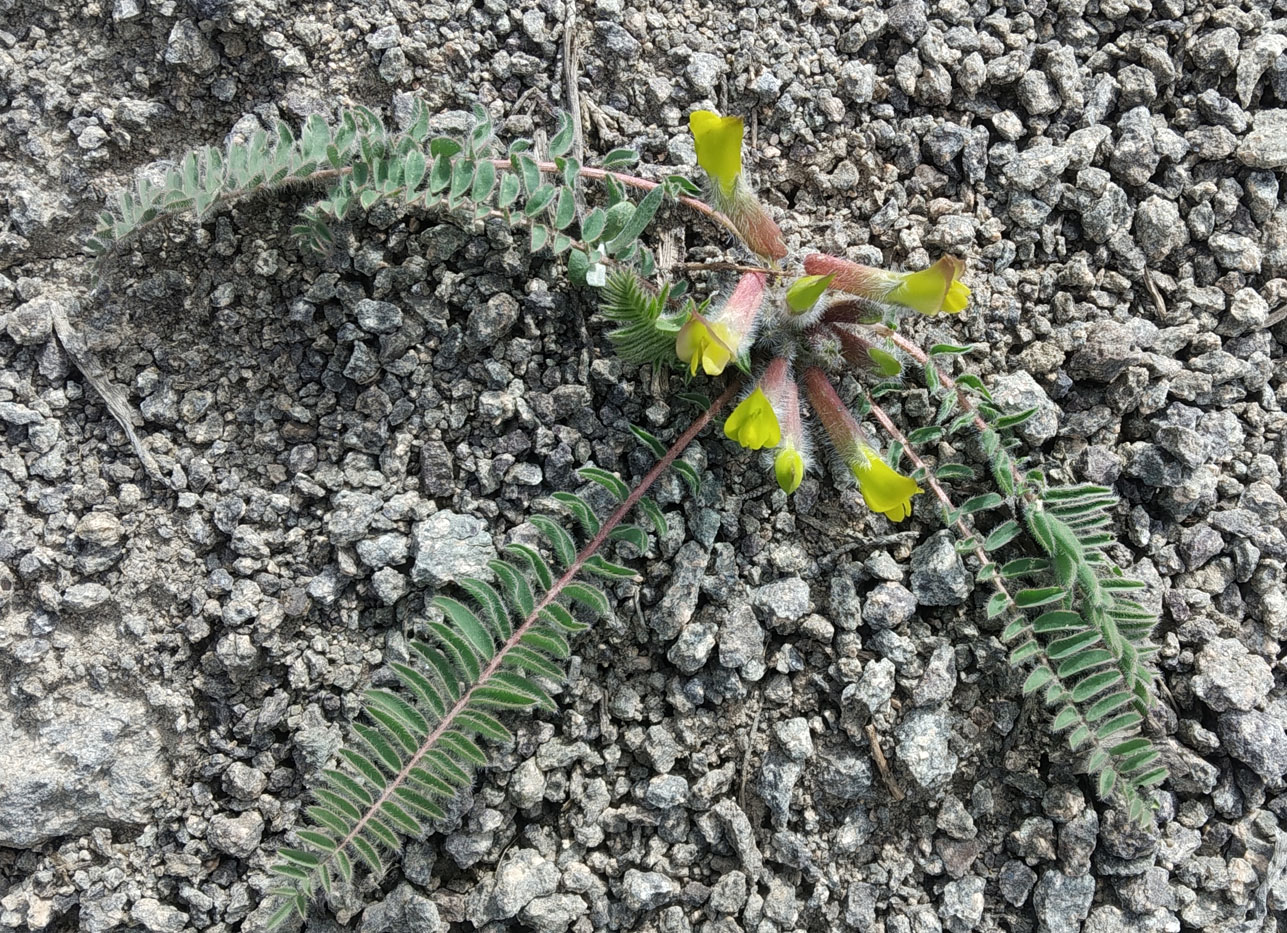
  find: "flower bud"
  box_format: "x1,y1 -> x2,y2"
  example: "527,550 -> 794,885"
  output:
785,274 -> 835,314
775,448 -> 805,495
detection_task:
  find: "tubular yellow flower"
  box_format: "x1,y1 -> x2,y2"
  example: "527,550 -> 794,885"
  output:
688,110 -> 787,261
802,368 -> 920,520
689,110 -> 743,197
675,317 -> 734,376
775,446 -> 805,494
724,388 -> 781,450
851,446 -> 922,523
675,272 -> 766,376
887,256 -> 971,316
803,253 -> 971,316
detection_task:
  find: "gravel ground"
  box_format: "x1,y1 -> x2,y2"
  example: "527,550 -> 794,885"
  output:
2,1 -> 1286,932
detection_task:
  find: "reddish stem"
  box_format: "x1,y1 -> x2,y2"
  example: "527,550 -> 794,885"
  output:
491,159 -> 742,242
320,379 -> 741,874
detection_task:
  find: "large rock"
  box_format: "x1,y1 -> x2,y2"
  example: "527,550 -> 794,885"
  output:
910,531 -> 971,607
489,848 -> 559,920
1237,109 -> 1287,169
1133,196 -> 1187,261
621,869 -> 679,911
5,298 -> 55,346
207,811 -> 264,859
358,883 -> 443,933
1191,637 -> 1273,712
991,371 -> 1060,445
1005,145 -> 1071,190
939,876 -> 986,932
1217,711 -> 1287,784
410,511 -> 496,587
1033,871 -> 1095,933
0,689 -> 169,847
896,709 -> 958,790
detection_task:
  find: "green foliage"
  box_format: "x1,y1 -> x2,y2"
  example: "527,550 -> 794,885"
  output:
91,98 -> 1171,928
265,435 -> 688,924
927,380 -> 1167,822
599,269 -> 688,367
89,102 -> 666,283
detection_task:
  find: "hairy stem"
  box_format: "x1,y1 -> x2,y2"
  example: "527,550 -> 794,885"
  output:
492,159 -> 742,241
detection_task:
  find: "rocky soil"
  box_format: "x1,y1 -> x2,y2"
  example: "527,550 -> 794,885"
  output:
1,1 -> 1286,932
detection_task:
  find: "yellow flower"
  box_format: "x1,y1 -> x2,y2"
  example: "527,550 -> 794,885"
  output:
676,317 -> 734,376
689,110 -> 743,197
852,446 -> 922,522
785,274 -> 835,314
724,388 -> 781,450
942,279 -> 970,314
775,446 -> 805,494
888,256 -> 971,316
675,273 -> 766,376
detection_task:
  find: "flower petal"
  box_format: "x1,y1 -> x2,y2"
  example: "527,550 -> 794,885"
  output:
724,388 -> 781,450
942,280 -> 971,314
775,447 -> 805,494
689,110 -> 743,196
888,256 -> 969,316
852,448 -> 923,523
676,317 -> 734,376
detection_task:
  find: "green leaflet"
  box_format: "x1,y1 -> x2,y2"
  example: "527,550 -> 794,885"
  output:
605,185 -> 663,255
530,516 -> 577,568
579,466 -> 630,500
552,492 -> 600,537
598,269 -> 685,367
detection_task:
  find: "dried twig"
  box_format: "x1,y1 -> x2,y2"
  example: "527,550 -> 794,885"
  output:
737,688 -> 763,812
680,260 -> 787,277
562,2 -> 584,165
865,723 -> 905,801
50,302 -> 168,487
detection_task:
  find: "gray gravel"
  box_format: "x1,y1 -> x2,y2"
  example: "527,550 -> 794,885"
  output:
1,0 -> 1285,931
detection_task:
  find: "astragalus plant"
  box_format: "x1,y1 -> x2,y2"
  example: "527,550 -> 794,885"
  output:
90,100 -> 1166,925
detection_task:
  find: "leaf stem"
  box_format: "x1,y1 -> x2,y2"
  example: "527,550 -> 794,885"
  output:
491,158 -> 743,242
310,379 -> 740,885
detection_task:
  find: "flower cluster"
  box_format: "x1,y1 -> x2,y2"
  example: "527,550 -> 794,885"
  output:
721,356 -> 922,520
675,109 -> 977,523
